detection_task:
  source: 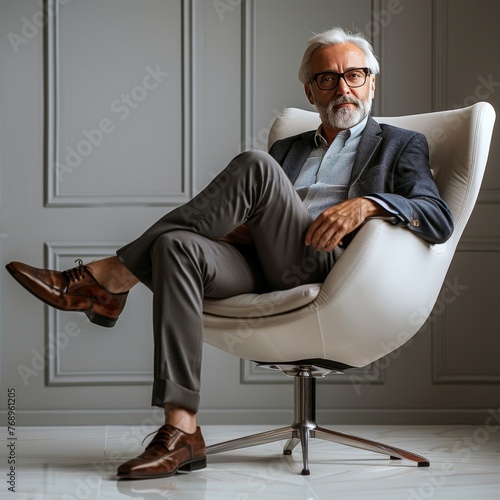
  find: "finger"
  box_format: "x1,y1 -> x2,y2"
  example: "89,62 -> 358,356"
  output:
305,220 -> 327,247
316,219 -> 351,251
306,212 -> 336,244
317,229 -> 336,251
324,234 -> 342,252
305,219 -> 322,246
321,231 -> 343,252
311,224 -> 339,251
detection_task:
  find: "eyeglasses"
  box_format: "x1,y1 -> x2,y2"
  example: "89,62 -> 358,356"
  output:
310,67 -> 371,91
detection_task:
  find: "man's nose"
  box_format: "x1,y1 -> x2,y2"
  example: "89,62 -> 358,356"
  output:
335,76 -> 351,95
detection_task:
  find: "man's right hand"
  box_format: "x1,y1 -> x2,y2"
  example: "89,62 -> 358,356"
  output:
305,198 -> 390,252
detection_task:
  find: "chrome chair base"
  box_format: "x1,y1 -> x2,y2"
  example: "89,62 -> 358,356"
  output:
206,364 -> 430,475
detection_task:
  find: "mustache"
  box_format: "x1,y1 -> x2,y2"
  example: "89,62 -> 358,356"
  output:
328,95 -> 360,109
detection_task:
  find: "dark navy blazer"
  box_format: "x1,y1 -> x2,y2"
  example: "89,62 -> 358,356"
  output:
269,116 -> 454,244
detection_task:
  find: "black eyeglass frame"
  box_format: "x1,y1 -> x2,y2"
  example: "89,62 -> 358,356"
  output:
309,67 -> 371,91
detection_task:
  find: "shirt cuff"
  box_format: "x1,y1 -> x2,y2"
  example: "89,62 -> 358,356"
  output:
364,196 -> 404,223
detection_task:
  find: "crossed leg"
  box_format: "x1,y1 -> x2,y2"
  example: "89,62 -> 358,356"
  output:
7,150 -> 337,479
90,151 -> 336,432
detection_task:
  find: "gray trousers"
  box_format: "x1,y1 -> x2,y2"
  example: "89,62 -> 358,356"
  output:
117,150 -> 336,412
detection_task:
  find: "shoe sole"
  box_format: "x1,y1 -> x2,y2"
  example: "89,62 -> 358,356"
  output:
116,456 -> 207,480
6,263 -> 119,328
84,311 -> 118,328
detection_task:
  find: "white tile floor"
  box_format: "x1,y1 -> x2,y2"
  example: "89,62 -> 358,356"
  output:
2,424 -> 500,499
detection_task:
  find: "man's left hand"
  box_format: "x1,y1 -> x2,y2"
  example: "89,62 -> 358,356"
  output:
305,198 -> 389,252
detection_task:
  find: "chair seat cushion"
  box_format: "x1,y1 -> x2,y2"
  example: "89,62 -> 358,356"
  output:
203,283 -> 321,318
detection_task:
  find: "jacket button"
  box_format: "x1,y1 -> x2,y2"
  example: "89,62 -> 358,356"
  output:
410,218 -> 420,227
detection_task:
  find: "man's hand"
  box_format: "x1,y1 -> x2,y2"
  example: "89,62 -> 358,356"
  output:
305,198 -> 390,252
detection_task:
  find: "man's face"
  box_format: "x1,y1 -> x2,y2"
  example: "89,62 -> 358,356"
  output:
305,43 -> 376,131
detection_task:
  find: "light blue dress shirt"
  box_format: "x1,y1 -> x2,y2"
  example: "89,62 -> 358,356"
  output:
293,116 -> 400,221
294,117 -> 367,219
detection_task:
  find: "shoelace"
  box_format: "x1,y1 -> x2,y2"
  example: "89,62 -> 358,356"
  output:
142,426 -> 178,451
64,259 -> 92,282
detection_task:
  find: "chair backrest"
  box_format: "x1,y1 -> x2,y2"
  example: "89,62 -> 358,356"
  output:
268,103 -> 496,247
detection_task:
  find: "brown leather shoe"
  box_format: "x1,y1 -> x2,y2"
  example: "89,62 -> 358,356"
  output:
5,260 -> 128,327
117,425 -> 207,480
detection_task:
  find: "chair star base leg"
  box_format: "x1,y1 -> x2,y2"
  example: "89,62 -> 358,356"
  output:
206,365 -> 430,473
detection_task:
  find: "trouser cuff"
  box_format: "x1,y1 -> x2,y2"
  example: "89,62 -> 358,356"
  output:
152,379 -> 200,414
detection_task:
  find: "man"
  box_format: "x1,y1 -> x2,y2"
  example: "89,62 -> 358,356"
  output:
6,27 -> 453,480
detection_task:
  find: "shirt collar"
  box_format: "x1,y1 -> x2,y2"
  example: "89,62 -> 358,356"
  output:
314,115 -> 370,149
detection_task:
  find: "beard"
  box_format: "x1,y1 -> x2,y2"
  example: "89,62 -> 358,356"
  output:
317,94 -> 372,130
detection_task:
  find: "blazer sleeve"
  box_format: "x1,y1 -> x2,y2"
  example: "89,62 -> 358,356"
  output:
368,131 -> 454,244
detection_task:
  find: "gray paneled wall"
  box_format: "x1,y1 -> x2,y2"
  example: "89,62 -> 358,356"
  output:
1,0 -> 499,426
46,0 -> 188,206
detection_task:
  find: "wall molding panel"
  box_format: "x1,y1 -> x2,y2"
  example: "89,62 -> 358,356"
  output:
431,0 -> 448,112
371,0 -> 384,116
432,237 -> 500,384
45,242 -> 153,386
431,0 -> 500,204
240,0 -> 256,152
477,189 -> 500,205
44,0 -> 194,207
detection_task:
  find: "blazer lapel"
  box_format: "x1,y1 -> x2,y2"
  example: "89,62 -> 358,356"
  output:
348,116 -> 382,193
282,132 -> 315,184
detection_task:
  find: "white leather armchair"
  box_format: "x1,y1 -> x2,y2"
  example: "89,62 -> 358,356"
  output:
202,102 -> 496,474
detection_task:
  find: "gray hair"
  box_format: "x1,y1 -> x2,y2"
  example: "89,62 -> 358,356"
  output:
298,27 -> 380,84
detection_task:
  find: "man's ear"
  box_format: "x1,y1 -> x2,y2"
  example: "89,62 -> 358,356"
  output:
305,83 -> 315,105
370,75 -> 376,99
